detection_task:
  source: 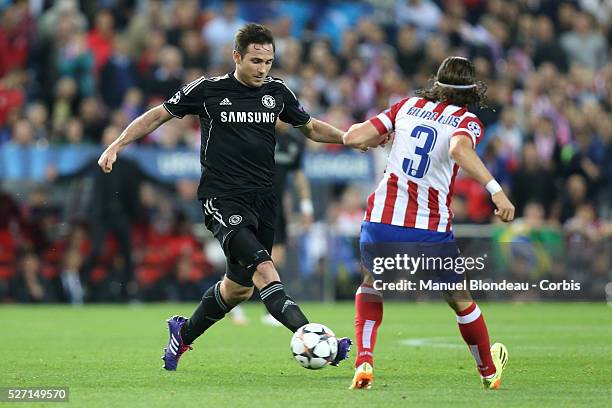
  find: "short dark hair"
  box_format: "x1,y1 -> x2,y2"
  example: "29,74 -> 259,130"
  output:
416,56 -> 487,107
234,23 -> 275,56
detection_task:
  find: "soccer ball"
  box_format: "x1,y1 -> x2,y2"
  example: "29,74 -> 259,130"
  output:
290,323 -> 338,369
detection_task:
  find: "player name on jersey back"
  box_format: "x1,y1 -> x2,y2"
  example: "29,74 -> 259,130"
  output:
405,106 -> 461,127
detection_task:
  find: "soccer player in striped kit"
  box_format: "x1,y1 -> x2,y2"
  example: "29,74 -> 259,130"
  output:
343,56 -> 515,390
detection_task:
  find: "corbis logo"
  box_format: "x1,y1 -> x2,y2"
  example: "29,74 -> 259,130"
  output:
262,95 -> 276,109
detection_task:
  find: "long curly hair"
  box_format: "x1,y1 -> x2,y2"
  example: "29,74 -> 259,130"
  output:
416,56 -> 488,107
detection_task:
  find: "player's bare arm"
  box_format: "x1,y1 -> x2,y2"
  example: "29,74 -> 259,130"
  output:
449,135 -> 515,222
298,117 -> 344,144
98,105 -> 173,173
343,121 -> 391,151
294,169 -> 314,227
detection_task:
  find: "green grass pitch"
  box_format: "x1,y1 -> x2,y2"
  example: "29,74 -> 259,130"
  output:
2,302 -> 611,407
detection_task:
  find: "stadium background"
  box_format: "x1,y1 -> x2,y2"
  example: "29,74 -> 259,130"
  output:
0,0 -> 610,304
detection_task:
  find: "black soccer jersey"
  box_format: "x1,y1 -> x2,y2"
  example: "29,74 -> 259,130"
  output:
163,73 -> 311,198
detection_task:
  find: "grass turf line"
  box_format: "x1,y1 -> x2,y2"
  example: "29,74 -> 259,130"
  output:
2,302 -> 611,407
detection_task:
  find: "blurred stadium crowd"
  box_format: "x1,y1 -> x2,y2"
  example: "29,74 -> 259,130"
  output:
0,0 -> 610,303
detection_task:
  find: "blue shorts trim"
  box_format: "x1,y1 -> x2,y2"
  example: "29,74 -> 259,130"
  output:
359,222 -> 463,284
360,221 -> 455,245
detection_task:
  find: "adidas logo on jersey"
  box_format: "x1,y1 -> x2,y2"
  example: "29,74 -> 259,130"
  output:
219,98 -> 232,106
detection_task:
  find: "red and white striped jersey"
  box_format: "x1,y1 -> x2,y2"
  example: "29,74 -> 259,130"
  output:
364,96 -> 484,232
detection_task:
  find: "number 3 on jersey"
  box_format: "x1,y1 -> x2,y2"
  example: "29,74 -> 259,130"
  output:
402,125 -> 438,178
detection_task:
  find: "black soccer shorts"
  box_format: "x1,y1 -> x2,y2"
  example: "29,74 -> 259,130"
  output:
201,192 -> 276,286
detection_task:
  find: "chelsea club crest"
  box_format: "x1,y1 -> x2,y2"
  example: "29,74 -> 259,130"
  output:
262,95 -> 276,109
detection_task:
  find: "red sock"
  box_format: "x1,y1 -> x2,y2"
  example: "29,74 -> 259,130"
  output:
354,284 -> 383,368
456,302 -> 496,377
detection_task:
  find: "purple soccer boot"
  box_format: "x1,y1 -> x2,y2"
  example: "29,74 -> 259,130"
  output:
331,337 -> 353,366
161,315 -> 193,371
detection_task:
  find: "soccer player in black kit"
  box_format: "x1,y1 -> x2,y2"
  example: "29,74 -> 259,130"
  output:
97,23 -> 352,370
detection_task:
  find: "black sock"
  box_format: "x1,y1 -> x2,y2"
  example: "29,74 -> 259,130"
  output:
180,281 -> 231,344
260,281 -> 308,332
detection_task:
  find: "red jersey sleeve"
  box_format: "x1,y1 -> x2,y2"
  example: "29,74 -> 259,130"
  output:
452,115 -> 484,148
367,97 -> 412,135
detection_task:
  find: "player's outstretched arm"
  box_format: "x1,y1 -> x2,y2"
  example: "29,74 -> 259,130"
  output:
298,118 -> 344,144
449,135 -> 515,222
294,169 -> 314,227
98,105 -> 173,173
343,121 -> 391,151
